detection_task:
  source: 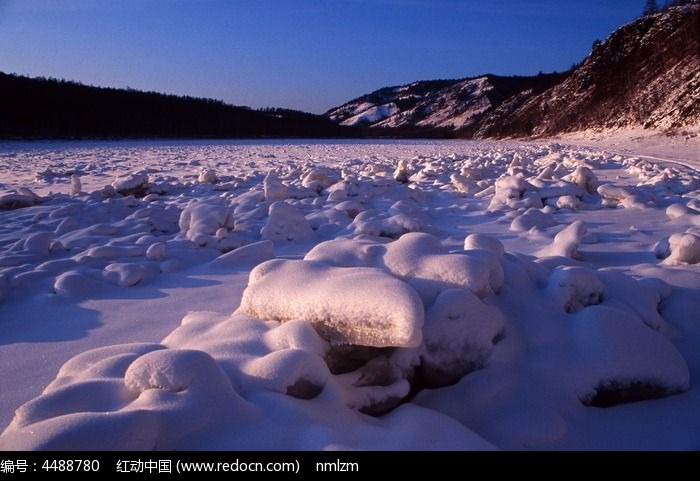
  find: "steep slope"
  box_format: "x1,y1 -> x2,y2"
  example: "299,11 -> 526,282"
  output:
476,3 -> 700,137
325,73 -> 568,135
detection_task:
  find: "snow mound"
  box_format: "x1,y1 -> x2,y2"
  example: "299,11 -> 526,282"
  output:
572,306 -> 690,406
241,259 -> 424,348
179,199 -> 235,248
260,201 -> 314,242
421,288 -> 504,387
565,166 -> 598,194
307,232 -> 503,302
658,232 -> 700,265
103,262 -> 159,287
263,171 -> 289,202
510,208 -> 557,232
547,266 -> 604,313
597,183 -> 631,202
301,168 -> 336,192
146,242 -> 167,261
53,271 -> 101,297
111,172 -> 149,196
464,234 -> 505,258
125,348 -> 232,393
538,220 -> 587,258
198,169 -> 218,184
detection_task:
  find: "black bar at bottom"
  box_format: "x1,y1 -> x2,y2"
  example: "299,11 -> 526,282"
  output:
0,451 -> 686,478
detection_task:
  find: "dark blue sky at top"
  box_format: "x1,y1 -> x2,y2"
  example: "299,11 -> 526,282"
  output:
0,0 -> 645,113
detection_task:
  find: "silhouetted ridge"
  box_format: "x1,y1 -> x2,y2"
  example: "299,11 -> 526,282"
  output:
0,73 -> 356,139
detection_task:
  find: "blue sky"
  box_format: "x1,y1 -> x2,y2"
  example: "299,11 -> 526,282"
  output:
0,0 -> 644,113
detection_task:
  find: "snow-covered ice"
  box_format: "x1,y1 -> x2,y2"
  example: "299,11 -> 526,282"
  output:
0,138 -> 699,450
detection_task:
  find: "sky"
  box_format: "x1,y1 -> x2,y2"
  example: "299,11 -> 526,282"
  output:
0,0 -> 646,114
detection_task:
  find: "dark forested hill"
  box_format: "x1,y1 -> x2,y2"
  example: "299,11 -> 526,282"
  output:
0,72 -> 356,139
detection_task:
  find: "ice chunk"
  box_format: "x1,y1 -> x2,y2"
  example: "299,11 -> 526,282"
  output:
243,349 -> 329,399
241,259 -> 424,347
488,176 -> 535,211
308,233 -> 501,302
263,171 -> 290,202
547,266 -> 604,313
24,232 -> 52,255
260,201 -> 314,242
565,166 -> 598,194
555,195 -> 582,210
70,174 -> 82,196
326,178 -> 358,202
54,271 -> 101,297
597,183 -> 630,201
510,208 -> 557,232
146,242 -> 167,261
103,262 -> 159,287
450,173 -> 479,194
464,234 -> 504,258
664,233 -> 700,265
301,168 -> 336,192
112,172 -> 149,196
179,199 -> 234,247
198,169 -> 218,184
393,159 -> 411,183
55,217 -> 79,235
305,237 -> 386,267
85,245 -> 144,259
538,221 -> 587,258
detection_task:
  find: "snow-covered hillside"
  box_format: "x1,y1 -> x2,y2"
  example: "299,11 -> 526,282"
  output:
330,77 -> 495,130
328,4 -> 700,138
326,74 -> 565,134
0,139 -> 699,450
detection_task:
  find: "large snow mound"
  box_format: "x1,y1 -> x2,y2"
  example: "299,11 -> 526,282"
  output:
241,259 -> 424,348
